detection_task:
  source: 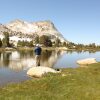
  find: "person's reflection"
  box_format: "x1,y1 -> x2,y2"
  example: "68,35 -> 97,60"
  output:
3,52 -> 11,67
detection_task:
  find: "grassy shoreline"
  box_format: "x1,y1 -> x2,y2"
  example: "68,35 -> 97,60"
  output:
0,47 -> 100,52
0,63 -> 100,100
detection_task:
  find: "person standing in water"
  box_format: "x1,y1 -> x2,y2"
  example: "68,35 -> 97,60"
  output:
34,44 -> 42,66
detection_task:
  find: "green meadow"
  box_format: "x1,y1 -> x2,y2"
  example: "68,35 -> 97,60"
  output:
0,63 -> 100,100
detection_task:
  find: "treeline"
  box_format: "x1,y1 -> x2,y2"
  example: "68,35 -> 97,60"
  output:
17,35 -> 66,47
0,32 -> 67,47
67,42 -> 100,50
0,32 -> 100,50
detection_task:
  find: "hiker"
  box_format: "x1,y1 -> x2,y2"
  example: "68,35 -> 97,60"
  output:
34,44 -> 42,66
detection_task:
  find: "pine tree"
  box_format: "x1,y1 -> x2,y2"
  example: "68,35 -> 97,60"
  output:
2,32 -> 10,47
63,42 -> 67,47
0,39 -> 2,47
39,35 -> 52,47
55,38 -> 61,47
29,41 -> 33,47
34,36 -> 39,44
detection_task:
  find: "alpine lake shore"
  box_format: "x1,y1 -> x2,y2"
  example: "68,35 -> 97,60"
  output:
0,47 -> 100,100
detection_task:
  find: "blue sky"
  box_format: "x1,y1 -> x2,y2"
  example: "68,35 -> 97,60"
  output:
0,0 -> 100,45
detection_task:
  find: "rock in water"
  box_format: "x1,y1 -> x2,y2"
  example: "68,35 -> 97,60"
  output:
77,58 -> 97,65
27,66 -> 60,78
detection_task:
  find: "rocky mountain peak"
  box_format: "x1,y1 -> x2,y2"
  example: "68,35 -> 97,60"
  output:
0,19 -> 68,43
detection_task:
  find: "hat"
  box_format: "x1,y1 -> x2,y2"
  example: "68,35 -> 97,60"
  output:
36,44 -> 39,46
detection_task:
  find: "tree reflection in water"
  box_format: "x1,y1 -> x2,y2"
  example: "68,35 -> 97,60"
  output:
3,52 -> 11,67
0,50 -> 100,71
0,50 -> 63,71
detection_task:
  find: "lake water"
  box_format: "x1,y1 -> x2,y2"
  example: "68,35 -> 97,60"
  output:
0,50 -> 100,86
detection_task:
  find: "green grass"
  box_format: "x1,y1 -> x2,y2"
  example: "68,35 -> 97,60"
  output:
0,63 -> 100,100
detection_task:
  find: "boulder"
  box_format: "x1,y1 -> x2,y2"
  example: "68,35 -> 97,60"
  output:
77,58 -> 97,65
27,66 -> 60,78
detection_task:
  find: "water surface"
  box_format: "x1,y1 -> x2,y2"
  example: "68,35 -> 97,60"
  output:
0,50 -> 100,86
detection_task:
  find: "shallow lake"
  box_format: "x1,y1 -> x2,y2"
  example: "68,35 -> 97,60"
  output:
0,50 -> 100,86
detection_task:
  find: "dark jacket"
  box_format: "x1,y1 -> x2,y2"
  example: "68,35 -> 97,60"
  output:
34,46 -> 42,55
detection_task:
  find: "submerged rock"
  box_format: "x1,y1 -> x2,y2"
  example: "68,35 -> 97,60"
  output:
77,58 -> 97,65
27,66 -> 61,78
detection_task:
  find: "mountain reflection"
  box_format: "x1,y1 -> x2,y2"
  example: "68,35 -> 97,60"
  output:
0,50 -> 65,71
